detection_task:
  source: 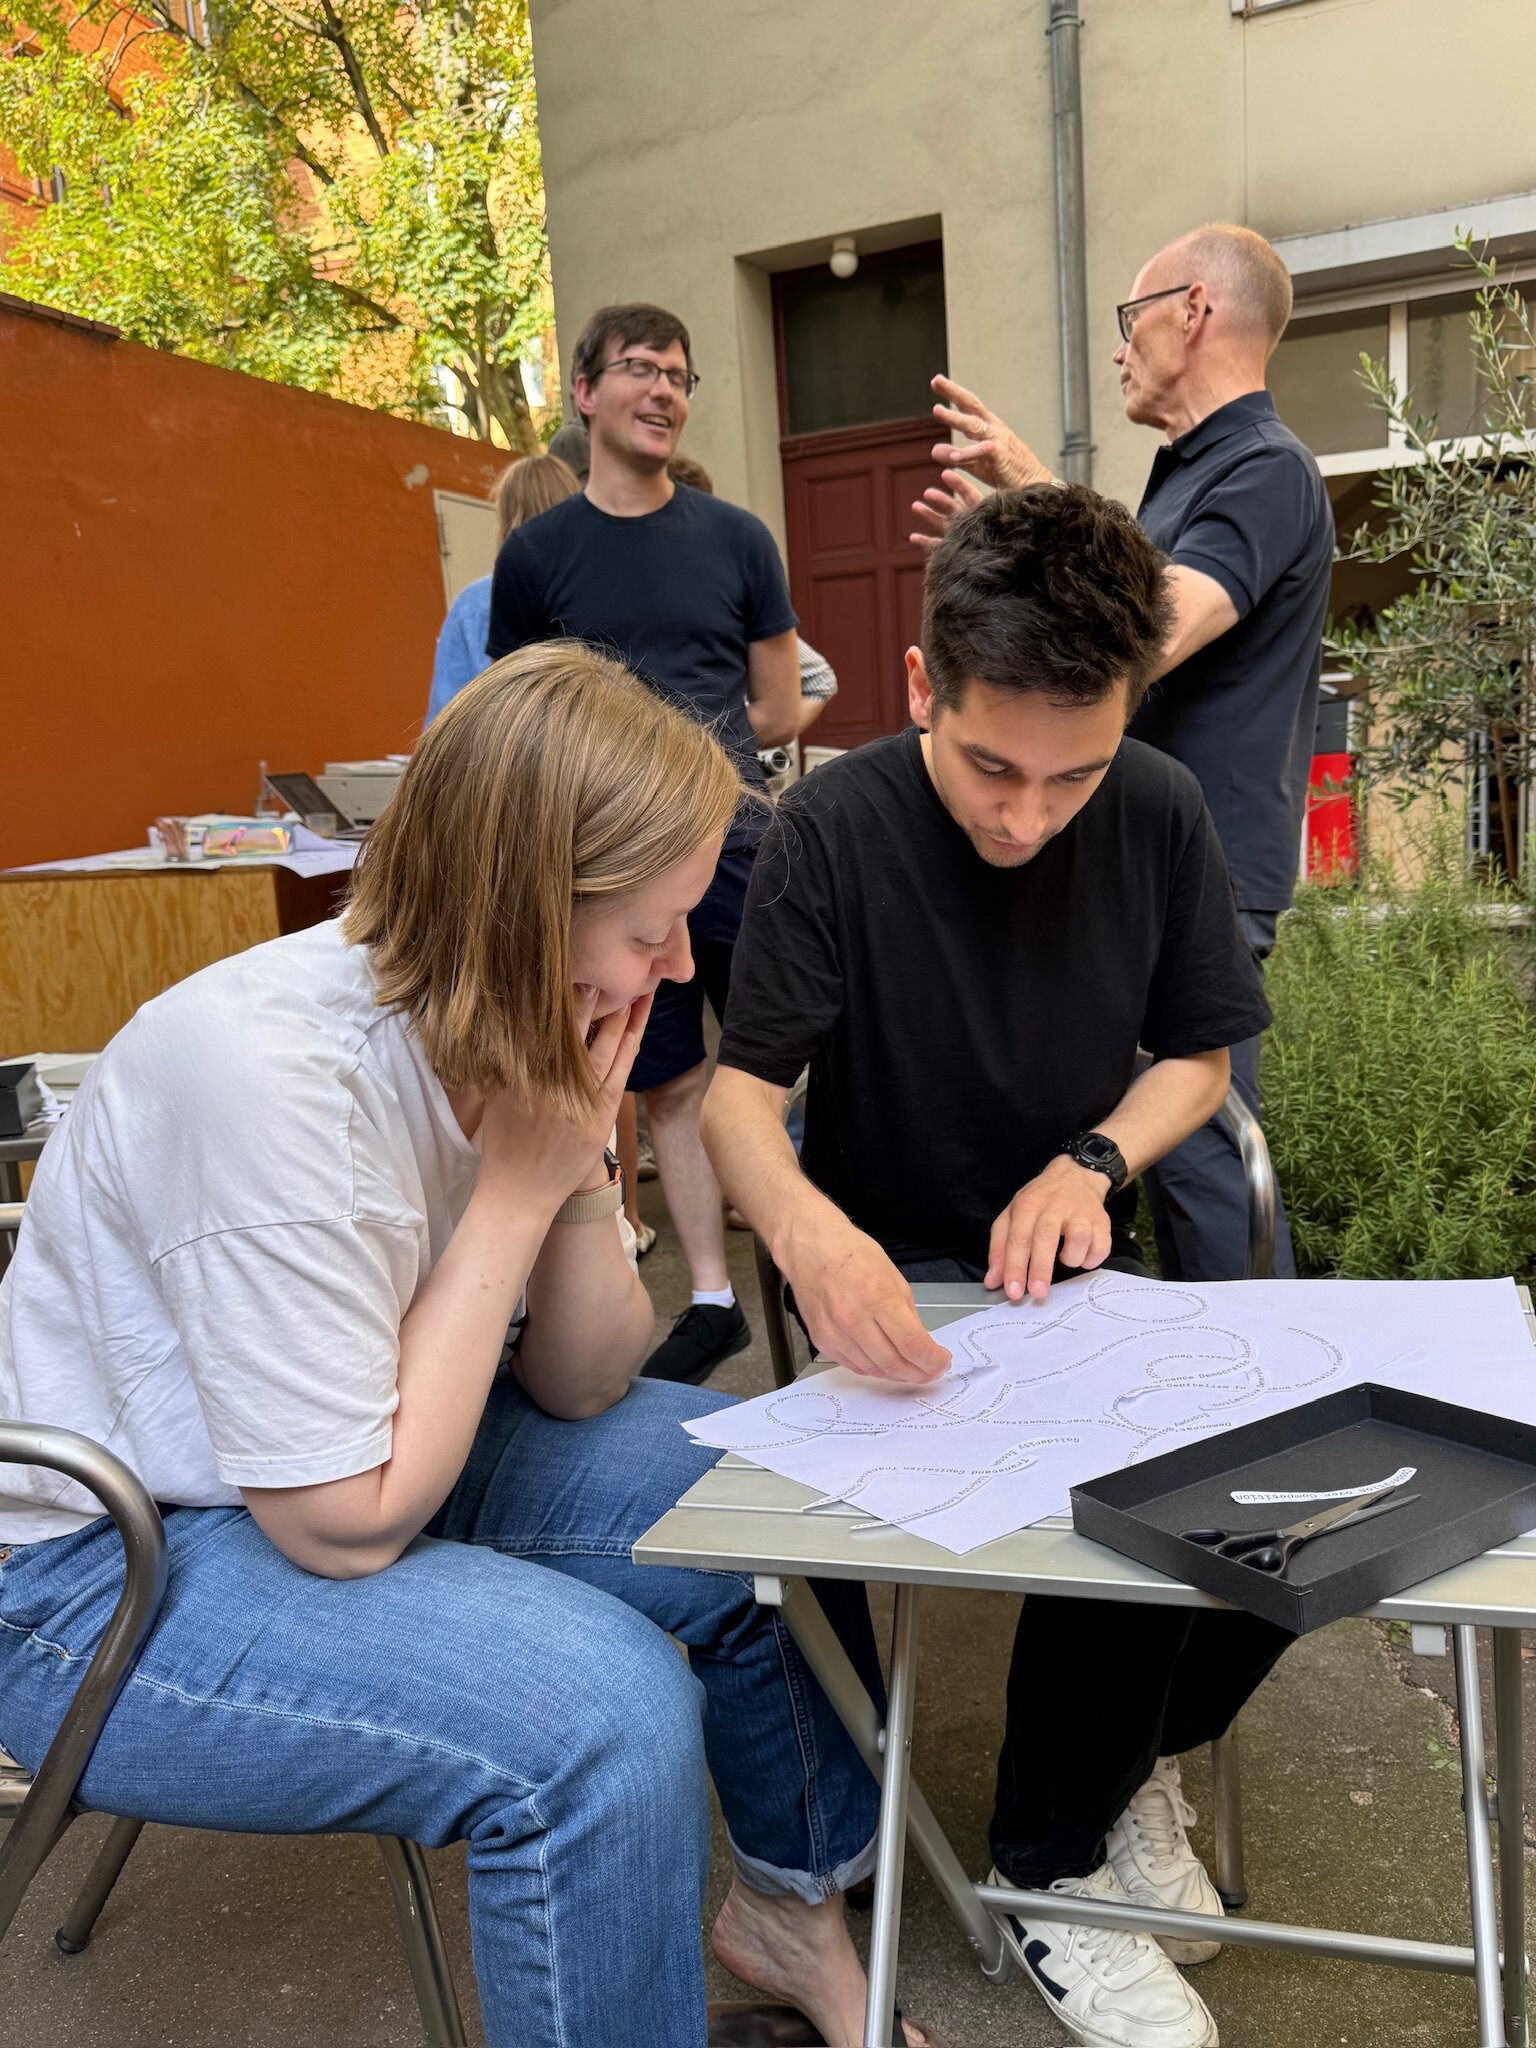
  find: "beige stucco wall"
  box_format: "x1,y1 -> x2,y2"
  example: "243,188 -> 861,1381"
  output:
529,0 -> 1536,534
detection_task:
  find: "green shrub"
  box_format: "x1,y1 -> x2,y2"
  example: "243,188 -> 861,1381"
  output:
1265,838 -> 1536,1278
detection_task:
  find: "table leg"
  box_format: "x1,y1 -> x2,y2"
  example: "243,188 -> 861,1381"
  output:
1454,1624 -> 1509,2046
1494,1628 -> 1529,2047
864,1585 -> 919,2048
1209,1723 -> 1248,1909
774,1578 -> 1009,1981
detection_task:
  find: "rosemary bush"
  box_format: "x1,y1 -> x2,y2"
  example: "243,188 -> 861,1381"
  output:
1265,834 -> 1536,1278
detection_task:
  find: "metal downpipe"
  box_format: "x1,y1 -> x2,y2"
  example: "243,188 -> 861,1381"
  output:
1047,0 -> 1094,483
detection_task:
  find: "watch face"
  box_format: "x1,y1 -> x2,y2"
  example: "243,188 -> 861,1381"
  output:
1078,1134 -> 1117,1165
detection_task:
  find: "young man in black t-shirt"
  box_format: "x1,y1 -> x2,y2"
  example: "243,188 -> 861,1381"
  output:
703,487 -> 1288,2048
488,302 -> 801,1386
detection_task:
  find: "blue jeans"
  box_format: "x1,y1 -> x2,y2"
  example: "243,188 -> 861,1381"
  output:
0,1374 -> 881,2048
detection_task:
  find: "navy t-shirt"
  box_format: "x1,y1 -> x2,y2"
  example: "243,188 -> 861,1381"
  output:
1129,392 -> 1334,912
719,728 -> 1270,1267
486,484 -> 798,846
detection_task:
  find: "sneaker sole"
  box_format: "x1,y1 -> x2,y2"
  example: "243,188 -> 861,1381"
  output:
1157,1933 -> 1222,1966
1111,1874 -> 1224,1965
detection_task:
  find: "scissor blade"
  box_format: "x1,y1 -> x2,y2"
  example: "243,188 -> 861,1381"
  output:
1284,1485 -> 1401,1541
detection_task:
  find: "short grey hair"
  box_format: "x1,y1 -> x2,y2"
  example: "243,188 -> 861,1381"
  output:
1168,224 -> 1294,355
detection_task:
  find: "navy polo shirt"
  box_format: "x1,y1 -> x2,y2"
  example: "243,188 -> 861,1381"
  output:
486,485 -> 797,850
1129,391 -> 1334,911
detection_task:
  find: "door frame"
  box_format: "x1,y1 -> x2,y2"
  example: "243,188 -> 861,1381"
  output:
770,238 -> 946,441
779,415 -> 939,466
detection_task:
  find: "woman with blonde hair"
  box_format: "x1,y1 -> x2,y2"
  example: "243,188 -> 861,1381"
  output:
0,647 -> 940,2048
426,451 -> 580,722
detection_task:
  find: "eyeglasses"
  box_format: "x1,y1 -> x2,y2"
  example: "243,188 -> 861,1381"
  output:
1115,284 -> 1196,344
591,355 -> 701,398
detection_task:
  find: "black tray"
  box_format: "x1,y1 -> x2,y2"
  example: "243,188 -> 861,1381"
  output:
1070,1383 -> 1536,1634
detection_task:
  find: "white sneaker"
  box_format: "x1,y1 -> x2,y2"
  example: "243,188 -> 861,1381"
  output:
1105,1756 -> 1225,1965
989,1861 -> 1219,2047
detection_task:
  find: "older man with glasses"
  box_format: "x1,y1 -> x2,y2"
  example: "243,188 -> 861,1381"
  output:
489,303 -> 803,1386
912,223 -> 1334,1288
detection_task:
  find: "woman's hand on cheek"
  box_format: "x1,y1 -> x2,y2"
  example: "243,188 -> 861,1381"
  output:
475,994 -> 654,1213
588,993 -> 653,1115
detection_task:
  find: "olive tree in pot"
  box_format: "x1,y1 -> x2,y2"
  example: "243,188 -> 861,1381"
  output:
1329,240 -> 1536,884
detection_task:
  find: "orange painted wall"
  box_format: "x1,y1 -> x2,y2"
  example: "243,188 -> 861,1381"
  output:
1,295 -> 505,868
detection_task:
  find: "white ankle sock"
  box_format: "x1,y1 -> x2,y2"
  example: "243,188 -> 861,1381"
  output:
692,1287 -> 735,1310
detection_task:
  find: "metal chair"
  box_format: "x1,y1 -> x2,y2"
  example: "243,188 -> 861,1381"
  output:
0,1423 -> 468,2045
0,1200 -> 24,1283
750,1078 -> 1281,1912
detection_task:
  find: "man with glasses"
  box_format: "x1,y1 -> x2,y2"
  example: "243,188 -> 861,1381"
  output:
489,303 -> 801,1385
911,224 -> 1334,1286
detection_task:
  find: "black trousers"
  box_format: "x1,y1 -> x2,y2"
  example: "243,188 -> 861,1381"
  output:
896,1253 -> 1293,1886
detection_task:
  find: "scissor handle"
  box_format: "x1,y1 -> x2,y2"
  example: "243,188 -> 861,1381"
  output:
1181,1526 -> 1280,1558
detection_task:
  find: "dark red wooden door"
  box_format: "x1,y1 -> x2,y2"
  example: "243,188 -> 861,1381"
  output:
781,417 -> 937,750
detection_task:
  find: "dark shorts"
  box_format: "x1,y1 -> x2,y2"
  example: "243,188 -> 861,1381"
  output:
630,843 -> 757,1094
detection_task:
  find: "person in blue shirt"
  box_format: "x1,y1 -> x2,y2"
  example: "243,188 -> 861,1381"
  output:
426,452 -> 580,724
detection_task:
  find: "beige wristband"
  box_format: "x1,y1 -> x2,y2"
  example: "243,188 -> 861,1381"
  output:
555,1151 -> 623,1225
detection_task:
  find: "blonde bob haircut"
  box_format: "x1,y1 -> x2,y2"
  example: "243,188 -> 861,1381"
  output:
344,642 -> 745,1117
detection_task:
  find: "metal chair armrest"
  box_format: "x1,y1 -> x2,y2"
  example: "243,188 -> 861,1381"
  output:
1213,1083 -> 1278,1281
0,1426 -> 167,1938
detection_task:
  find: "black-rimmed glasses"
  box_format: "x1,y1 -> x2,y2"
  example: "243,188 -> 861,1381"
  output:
1115,285 -> 1195,344
591,355 -> 701,398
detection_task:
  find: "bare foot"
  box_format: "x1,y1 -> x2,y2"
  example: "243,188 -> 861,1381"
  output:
710,1879 -> 932,2046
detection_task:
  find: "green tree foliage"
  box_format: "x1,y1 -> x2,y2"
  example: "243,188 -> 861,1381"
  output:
0,0 -> 551,447
1329,243 -> 1536,876
1266,828 -> 1536,1278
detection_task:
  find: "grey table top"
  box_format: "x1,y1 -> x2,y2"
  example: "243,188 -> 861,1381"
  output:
635,1283 -> 1536,1630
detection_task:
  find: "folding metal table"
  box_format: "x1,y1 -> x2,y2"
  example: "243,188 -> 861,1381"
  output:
634,1282 -> 1536,2048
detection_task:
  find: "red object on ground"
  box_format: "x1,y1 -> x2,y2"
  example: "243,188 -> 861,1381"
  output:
1305,750 -> 1357,881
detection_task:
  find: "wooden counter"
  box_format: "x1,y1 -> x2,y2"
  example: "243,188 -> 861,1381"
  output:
0,864 -> 348,1051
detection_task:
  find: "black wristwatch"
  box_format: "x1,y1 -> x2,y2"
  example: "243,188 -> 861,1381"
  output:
1059,1130 -> 1128,1194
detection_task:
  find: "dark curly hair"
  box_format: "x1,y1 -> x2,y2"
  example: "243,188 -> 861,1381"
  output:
921,484 -> 1173,714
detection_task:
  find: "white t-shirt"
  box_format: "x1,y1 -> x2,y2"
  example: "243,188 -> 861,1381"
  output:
0,921 -> 630,1543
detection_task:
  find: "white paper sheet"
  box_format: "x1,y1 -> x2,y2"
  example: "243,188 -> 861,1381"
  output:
684,1274 -> 1536,1554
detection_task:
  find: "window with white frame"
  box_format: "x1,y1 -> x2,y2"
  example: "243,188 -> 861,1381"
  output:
1269,273 -> 1536,476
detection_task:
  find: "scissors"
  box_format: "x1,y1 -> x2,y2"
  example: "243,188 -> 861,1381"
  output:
1180,1486 -> 1419,1577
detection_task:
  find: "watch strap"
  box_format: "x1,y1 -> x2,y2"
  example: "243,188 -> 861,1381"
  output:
1060,1130 -> 1128,1194
555,1150 -> 624,1224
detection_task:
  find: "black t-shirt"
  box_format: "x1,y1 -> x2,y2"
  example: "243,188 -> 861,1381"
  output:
719,727 -> 1271,1267
1129,392 -> 1335,913
486,484 -> 798,846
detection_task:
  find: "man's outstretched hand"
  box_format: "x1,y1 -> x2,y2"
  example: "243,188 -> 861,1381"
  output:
933,374 -> 1056,483
909,467 -> 988,552
784,1216 -> 952,1384
909,376 -> 1057,549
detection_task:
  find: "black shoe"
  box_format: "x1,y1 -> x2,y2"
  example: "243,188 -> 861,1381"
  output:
643,1301 -> 751,1385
